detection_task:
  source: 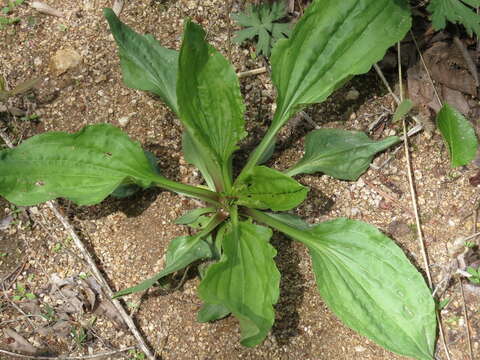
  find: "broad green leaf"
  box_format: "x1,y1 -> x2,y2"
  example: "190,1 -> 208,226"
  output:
0,124 -> 159,206
197,303 -> 231,323
114,234 -> 212,298
263,213 -> 436,360
437,103 -> 478,167
198,221 -> 280,347
285,129 -> 399,180
175,207 -> 216,225
265,212 -> 311,231
111,150 -> 160,198
178,20 -> 246,169
234,166 -> 308,211
182,131 -> 217,190
104,8 -> 179,114
392,99 -> 413,123
270,0 -> 411,126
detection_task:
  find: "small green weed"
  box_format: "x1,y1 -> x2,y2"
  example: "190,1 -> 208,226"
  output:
467,266 -> 480,284
232,1 -> 291,57
128,350 -> 146,360
12,282 -> 36,301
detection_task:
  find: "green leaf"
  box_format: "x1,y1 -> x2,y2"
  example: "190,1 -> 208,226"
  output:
198,221 -> 280,347
111,150 -> 160,198
114,234 -> 212,298
182,131 -> 216,190
437,103 -> 478,167
270,0 -> 411,127
232,2 -> 291,57
392,99 -> 413,123
234,166 -> 308,211
178,21 -> 246,188
428,0 -> 480,36
262,213 -> 436,360
0,124 -> 159,206
286,129 -> 399,180
175,207 -> 216,225
197,303 -> 231,323
104,8 -> 179,114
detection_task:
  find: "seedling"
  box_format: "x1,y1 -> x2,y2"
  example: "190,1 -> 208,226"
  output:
128,349 -> 146,360
52,242 -> 62,253
12,282 -> 36,301
0,0 -> 23,29
0,1 -> 437,358
428,0 -> 480,36
466,266 -> 480,284
71,327 -> 87,348
232,1 -> 291,57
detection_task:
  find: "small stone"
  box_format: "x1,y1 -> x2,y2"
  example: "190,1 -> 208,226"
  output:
50,48 -> 82,76
118,116 -> 130,127
34,57 -> 42,66
345,88 -> 360,101
355,346 -> 366,352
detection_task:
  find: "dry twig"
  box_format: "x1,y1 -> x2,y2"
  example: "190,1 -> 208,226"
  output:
237,67 -> 267,78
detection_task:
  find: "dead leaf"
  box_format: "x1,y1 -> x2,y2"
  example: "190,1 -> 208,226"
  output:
94,300 -> 126,329
3,328 -> 39,355
19,299 -> 42,315
469,170 -> 480,186
0,215 -> 13,230
37,320 -> 71,338
30,1 -> 64,17
112,0 -> 124,16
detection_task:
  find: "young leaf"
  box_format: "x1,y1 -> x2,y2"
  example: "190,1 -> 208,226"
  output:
114,234 -> 213,298
198,221 -> 280,347
0,124 -> 159,206
427,0 -> 480,36
234,166 -> 308,211
182,131 -> 217,190
392,99 -> 413,123
175,207 -> 216,225
197,303 -> 231,323
177,21 -> 246,182
252,211 -> 436,360
285,129 -> 399,180
270,0 -> 411,127
437,103 -> 478,167
104,8 -> 179,114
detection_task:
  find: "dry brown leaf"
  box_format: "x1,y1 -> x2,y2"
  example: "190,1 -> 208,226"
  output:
3,328 -> 39,355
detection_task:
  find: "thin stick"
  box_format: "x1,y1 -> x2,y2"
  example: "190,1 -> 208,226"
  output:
410,30 -> 443,108
0,129 -> 14,147
0,346 -> 135,359
453,36 -> 479,87
459,278 -> 474,360
397,41 -> 451,360
46,202 -> 155,360
0,131 -> 155,360
237,67 -> 267,78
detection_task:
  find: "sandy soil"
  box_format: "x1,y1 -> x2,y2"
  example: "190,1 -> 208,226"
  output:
1,1 -> 479,359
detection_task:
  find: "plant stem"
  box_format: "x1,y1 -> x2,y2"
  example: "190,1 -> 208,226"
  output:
246,208 -> 308,243
152,175 -> 220,206
239,120 -> 282,178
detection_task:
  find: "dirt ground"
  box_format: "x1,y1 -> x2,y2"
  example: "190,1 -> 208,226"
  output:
1,1 -> 479,359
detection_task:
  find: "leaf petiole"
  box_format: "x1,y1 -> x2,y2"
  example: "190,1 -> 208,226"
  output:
151,175 -> 221,206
